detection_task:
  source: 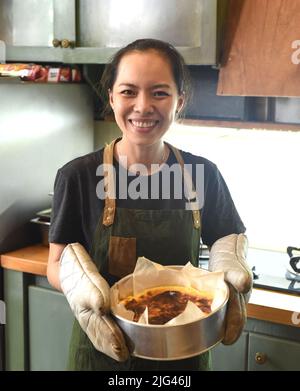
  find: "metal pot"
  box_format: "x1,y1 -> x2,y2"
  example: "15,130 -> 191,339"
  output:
30,217 -> 50,246
30,208 -> 51,246
111,271 -> 229,361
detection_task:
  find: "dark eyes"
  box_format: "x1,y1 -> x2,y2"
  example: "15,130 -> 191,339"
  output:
119,90 -> 170,97
120,89 -> 136,96
153,91 -> 170,97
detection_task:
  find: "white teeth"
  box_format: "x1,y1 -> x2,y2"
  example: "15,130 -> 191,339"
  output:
131,120 -> 156,128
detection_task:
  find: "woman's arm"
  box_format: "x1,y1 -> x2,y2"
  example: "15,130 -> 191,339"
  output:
47,243 -> 67,291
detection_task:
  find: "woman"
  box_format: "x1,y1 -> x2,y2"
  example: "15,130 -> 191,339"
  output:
47,39 -> 252,371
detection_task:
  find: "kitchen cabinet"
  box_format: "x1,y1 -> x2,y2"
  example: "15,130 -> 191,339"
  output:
1,0 -> 75,63
3,0 -> 218,65
4,269 -> 28,370
211,332 -> 248,371
211,319 -> 300,371
4,269 -> 74,370
76,0 -> 217,65
248,334 -> 300,371
217,0 -> 300,97
28,286 -> 74,371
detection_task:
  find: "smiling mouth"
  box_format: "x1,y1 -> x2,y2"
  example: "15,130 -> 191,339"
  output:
129,119 -> 159,129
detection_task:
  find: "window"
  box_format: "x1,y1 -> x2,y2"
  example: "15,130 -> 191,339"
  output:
165,124 -> 300,252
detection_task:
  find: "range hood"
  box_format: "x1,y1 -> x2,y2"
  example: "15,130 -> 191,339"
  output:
3,0 -> 217,65
76,0 -> 217,65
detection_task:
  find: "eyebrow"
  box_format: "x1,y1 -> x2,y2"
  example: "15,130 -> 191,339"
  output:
118,83 -> 171,89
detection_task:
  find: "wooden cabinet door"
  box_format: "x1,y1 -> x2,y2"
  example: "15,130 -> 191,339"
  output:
248,333 -> 300,371
28,286 -> 74,371
218,0 -> 300,97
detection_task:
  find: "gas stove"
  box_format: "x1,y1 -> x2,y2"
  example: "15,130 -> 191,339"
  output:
199,247 -> 300,296
248,248 -> 300,295
252,268 -> 300,294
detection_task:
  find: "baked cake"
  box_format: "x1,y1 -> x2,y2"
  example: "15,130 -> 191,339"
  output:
120,285 -> 212,325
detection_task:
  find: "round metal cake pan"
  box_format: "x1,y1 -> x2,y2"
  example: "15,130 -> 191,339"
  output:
111,272 -> 229,361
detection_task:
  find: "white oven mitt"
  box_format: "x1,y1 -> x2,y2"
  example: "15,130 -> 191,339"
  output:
59,242 -> 129,362
209,234 -> 253,345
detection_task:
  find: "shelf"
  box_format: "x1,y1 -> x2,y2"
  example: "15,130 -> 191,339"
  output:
6,45 -> 217,66
179,119 -> 300,131
6,46 -> 64,63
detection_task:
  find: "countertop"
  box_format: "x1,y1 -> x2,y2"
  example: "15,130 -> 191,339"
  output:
1,244 -> 299,328
0,244 -> 48,276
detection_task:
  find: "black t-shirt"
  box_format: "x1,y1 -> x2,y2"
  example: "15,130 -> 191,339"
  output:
49,146 -> 246,252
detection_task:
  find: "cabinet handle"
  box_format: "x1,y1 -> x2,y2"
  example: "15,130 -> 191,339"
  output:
52,39 -> 61,48
255,352 -> 268,365
61,39 -> 73,49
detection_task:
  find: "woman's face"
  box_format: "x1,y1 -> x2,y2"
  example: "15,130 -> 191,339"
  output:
109,49 -> 184,147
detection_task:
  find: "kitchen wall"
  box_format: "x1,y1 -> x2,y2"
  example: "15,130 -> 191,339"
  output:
0,82 -> 94,253
94,120 -> 121,150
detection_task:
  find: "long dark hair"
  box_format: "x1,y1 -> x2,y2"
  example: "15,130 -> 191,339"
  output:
99,38 -> 191,118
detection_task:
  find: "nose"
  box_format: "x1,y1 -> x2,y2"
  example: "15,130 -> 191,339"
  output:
133,92 -> 154,115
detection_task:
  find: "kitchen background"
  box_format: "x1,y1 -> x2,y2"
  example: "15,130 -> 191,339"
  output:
0,0 -> 300,371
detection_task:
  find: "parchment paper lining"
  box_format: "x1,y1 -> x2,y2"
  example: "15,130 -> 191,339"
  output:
111,257 -> 227,326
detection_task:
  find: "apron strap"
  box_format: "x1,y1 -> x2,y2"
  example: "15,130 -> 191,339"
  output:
102,139 -> 201,229
166,143 -> 201,230
102,139 -> 117,227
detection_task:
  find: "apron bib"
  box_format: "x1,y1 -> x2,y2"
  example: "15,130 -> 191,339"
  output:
67,139 -> 211,371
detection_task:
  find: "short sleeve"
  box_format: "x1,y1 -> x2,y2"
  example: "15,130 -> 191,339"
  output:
201,164 -> 246,247
49,169 -> 84,244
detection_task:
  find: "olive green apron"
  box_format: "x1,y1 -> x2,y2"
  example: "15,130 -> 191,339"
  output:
67,139 -> 211,371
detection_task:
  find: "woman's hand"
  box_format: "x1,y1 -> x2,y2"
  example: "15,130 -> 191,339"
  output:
209,234 -> 253,345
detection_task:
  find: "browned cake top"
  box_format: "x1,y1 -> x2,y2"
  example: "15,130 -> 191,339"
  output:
121,286 -> 212,325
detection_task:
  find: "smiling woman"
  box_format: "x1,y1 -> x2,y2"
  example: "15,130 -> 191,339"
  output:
48,38 -> 252,372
